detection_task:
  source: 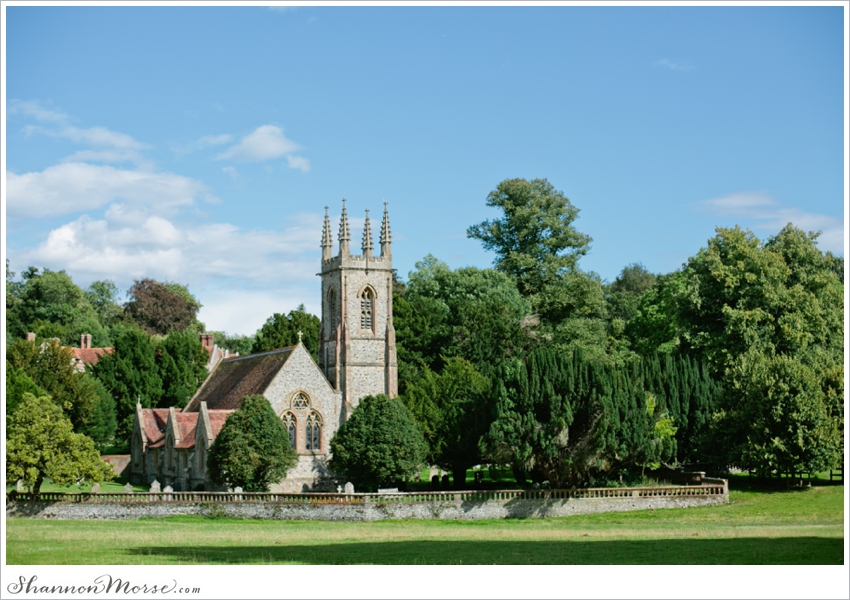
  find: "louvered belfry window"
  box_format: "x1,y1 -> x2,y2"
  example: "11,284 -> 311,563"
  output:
360,287 -> 374,331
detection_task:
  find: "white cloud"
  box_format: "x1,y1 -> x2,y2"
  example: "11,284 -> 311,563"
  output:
6,162 -> 213,219
285,154 -> 311,172
222,165 -> 240,180
654,59 -> 695,72
698,191 -> 844,254
60,149 -> 145,164
59,125 -> 150,149
216,125 -> 302,162
172,133 -> 233,155
8,99 -> 69,122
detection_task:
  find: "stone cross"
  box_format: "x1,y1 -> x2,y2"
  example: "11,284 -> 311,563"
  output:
90,483 -> 100,494
337,485 -> 343,494
297,330 -> 303,342
344,481 -> 355,494
149,479 -> 161,493
124,483 -> 133,493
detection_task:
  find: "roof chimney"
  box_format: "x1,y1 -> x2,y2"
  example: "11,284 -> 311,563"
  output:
200,334 -> 214,350
26,332 -> 36,342
80,333 -> 92,349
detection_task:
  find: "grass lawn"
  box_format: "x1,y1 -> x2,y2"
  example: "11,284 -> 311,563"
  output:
5,480 -> 844,565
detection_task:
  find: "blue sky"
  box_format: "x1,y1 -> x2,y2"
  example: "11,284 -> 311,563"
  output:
4,5 -> 846,336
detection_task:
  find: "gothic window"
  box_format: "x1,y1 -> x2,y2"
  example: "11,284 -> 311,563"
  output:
328,288 -> 337,334
197,445 -> 205,475
283,412 -> 297,449
306,412 -> 322,451
360,287 -> 375,331
292,393 -> 310,409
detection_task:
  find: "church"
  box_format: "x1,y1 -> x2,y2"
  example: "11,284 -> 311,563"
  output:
129,200 -> 398,492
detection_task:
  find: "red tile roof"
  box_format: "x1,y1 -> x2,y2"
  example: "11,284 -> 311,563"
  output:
173,413 -> 199,449
71,347 -> 113,366
142,409 -> 170,448
208,410 -> 236,438
184,347 -> 295,411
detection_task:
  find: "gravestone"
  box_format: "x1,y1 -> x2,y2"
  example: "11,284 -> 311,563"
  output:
16,480 -> 25,493
124,483 -> 133,493
234,486 -> 243,494
344,482 -> 355,494
431,475 -> 440,490
441,474 -> 450,489
163,485 -> 173,493
337,485 -> 343,494
149,479 -> 161,493
90,483 -> 100,494
377,488 -> 399,494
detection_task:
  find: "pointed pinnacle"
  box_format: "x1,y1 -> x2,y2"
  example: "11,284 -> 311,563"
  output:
321,205 -> 332,248
362,209 -> 373,254
380,201 -> 392,246
339,198 -> 350,242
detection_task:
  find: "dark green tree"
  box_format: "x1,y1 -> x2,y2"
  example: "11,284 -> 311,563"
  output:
91,327 -> 163,446
254,304 -> 320,359
329,394 -> 428,491
210,331 -> 255,355
156,330 -> 209,409
207,395 -> 297,492
402,357 -> 491,487
624,271 -> 684,356
6,393 -> 115,495
85,280 -> 124,329
606,263 -> 657,323
5,360 -> 47,415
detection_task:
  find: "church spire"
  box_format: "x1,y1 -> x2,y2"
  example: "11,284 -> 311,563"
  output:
338,198 -> 351,256
321,206 -> 332,261
380,201 -> 392,258
362,209 -> 373,259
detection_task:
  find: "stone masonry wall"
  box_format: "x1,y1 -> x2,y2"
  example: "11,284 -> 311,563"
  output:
7,489 -> 728,521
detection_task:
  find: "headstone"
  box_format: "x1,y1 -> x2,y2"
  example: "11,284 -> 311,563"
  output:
431,475 -> 440,490
149,479 -> 161,493
441,474 -> 450,489
163,485 -> 173,493
90,483 -> 100,494
234,486 -> 243,494
344,482 -> 355,494
16,479 -> 25,492
124,483 -> 133,493
377,488 -> 399,494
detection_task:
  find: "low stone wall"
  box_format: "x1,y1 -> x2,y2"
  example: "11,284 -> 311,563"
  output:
6,483 -> 728,521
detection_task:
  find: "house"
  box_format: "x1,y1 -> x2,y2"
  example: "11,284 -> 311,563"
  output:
130,200 -> 398,491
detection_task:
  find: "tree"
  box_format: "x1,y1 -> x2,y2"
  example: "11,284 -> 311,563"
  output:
673,225 -> 844,474
606,263 -> 657,323
624,271 -> 684,356
91,327 -> 163,445
210,331 -> 255,355
85,280 -> 124,328
156,330 -> 209,409
5,360 -> 47,415
7,338 -> 114,443
402,358 -> 491,487
6,393 -> 115,495
253,305 -> 320,359
206,395 -> 297,492
124,278 -> 199,336
329,395 -> 428,491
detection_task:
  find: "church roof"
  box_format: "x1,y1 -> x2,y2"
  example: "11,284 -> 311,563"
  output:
208,410 -> 235,438
184,346 -> 296,411
142,409 -> 170,448
173,412 -> 199,449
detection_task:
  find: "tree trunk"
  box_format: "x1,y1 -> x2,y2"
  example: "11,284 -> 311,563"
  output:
33,473 -> 44,496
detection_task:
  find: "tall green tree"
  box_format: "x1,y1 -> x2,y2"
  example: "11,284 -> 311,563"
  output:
673,225 -> 844,474
207,395 -> 297,492
5,360 -> 47,416
402,357 -> 491,487
91,327 -> 163,445
254,305 -> 320,359
606,263 -> 657,323
85,280 -> 124,329
6,393 -> 115,495
156,330 -> 209,409
329,394 -> 428,491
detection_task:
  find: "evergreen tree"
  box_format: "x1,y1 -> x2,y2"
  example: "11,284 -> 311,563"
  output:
157,330 -> 209,409
254,305 -> 320,360
207,395 -> 297,492
329,395 -> 428,491
5,360 -> 47,415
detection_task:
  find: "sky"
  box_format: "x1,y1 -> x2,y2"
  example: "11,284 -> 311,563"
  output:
4,4 -> 847,337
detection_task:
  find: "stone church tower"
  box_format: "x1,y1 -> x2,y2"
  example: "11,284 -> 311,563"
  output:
318,199 -> 398,418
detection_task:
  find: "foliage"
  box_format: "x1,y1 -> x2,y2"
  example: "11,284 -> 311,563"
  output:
85,280 -> 124,328
329,394 -> 428,490
606,263 -> 657,323
210,331 -> 255,355
253,304 -> 320,359
7,338 -> 115,444
206,395 -> 297,492
673,225 -> 844,474
91,327 -> 163,444
402,357 -> 491,485
6,393 -> 115,494
125,278 -> 200,336
395,255 -> 529,389
624,271 -> 683,355
156,330 -> 209,409
5,360 -> 47,415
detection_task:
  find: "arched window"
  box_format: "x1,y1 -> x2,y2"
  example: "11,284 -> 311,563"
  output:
283,412 -> 297,449
328,288 -> 337,334
306,412 -> 322,451
292,393 -> 309,409
360,287 -> 374,331
197,444 -> 205,475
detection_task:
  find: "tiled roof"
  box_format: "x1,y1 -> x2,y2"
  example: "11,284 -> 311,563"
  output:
174,413 -> 199,449
184,347 -> 295,411
142,409 -> 170,448
208,410 -> 236,438
71,347 -> 113,366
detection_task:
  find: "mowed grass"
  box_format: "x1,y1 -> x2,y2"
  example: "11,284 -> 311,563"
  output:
6,484 -> 844,565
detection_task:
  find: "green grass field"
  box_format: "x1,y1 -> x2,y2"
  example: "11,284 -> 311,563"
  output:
5,480 -> 844,565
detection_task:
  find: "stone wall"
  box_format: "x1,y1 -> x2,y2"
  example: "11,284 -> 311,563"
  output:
6,484 -> 728,521
100,455 -> 131,478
